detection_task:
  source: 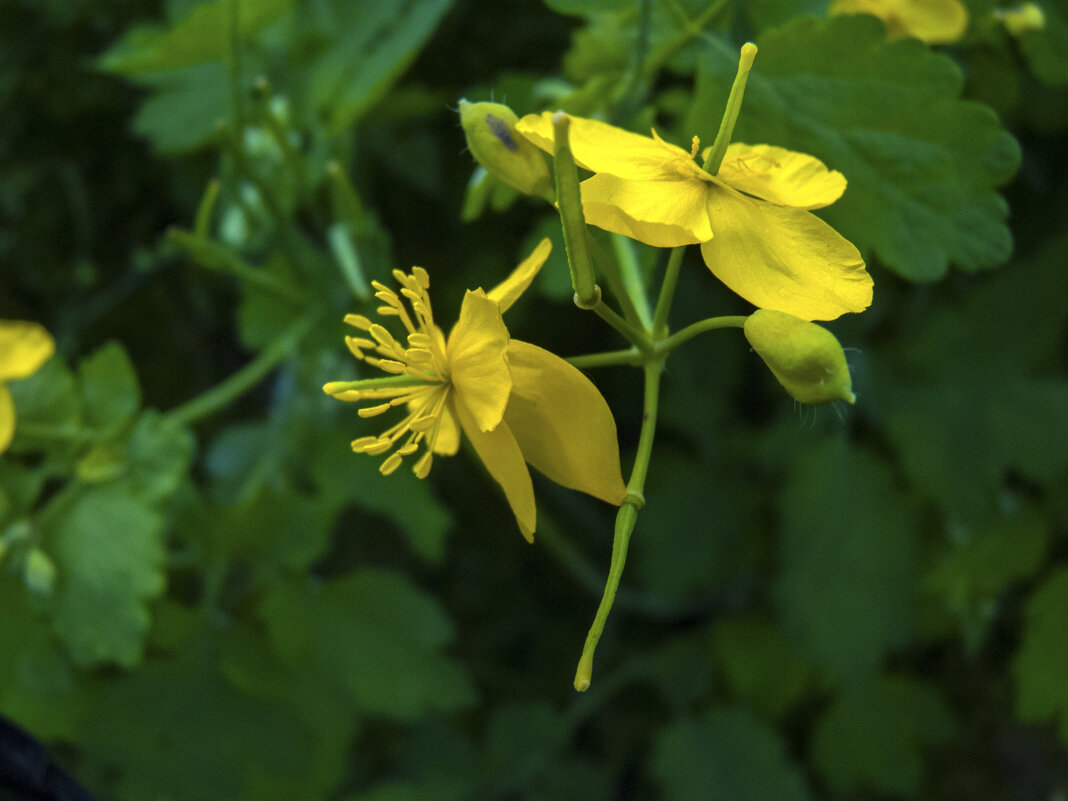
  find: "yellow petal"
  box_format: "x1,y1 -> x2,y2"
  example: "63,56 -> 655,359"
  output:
454,395 -> 536,541
701,186 -> 872,321
581,173 -> 713,247
487,237 -> 552,313
0,383 -> 14,454
716,143 -> 847,210
829,0 -> 968,44
516,111 -> 704,180
504,341 -> 627,505
0,320 -> 55,381
430,399 -> 461,456
446,290 -> 512,432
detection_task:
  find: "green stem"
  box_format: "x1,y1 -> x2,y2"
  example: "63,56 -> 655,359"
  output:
610,234 -> 653,330
702,42 -> 758,175
588,233 -> 645,330
642,0 -> 730,82
194,179 -> 221,238
168,228 -> 304,302
655,315 -> 747,356
552,113 -> 599,306
592,301 -> 654,352
574,359 -> 664,691
651,245 -> 687,336
566,348 -> 644,370
166,313 -> 316,427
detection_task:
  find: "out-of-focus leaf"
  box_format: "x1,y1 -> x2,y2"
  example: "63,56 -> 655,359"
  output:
743,0 -> 830,33
77,341 -> 141,435
1014,567 -> 1068,745
97,0 -> 294,75
632,448 -> 756,601
0,579 -> 86,741
129,63 -> 232,153
119,411 -> 196,503
775,437 -> 917,683
259,571 -> 475,720
44,486 -> 166,667
1018,4 -> 1068,86
712,617 -> 815,719
6,356 -> 79,449
79,624 -> 347,801
650,706 -> 813,801
311,428 -> 451,563
307,0 -> 454,134
689,16 -> 1021,281
811,675 -> 956,797
922,504 -> 1047,649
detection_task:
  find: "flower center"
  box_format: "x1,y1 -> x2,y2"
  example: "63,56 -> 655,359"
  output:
337,268 -> 454,478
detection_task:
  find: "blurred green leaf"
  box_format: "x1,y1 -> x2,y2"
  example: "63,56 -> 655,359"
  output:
811,675 -> 956,797
79,624 -> 346,801
311,428 -> 451,563
1018,4 -> 1068,86
690,15 -> 1021,280
743,0 -> 829,33
1014,567 -> 1068,744
922,504 -> 1047,649
712,617 -> 815,719
129,62 -> 232,153
0,579 -> 86,741
259,570 -> 476,720
650,706 -> 813,801
78,341 -> 140,436
119,411 -> 196,503
97,0 -> 294,75
307,0 -> 454,134
7,356 -> 80,448
44,485 -> 166,666
775,437 -> 917,683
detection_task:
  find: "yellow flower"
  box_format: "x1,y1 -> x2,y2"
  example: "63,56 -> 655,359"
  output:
829,0 -> 969,44
0,320 -> 55,454
323,239 -> 627,541
515,112 -> 872,321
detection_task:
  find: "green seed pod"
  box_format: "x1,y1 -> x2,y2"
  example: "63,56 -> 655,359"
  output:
459,99 -> 552,198
744,309 -> 855,405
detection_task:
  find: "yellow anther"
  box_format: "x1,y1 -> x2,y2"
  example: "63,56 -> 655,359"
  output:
357,403 -> 392,418
343,314 -> 373,330
413,450 -> 433,479
379,453 -> 404,475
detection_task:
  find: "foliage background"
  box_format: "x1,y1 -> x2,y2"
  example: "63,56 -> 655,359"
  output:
2,0 -> 1067,798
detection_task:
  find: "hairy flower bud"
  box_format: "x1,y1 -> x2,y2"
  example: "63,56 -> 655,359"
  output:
744,309 -> 855,405
459,100 -> 552,198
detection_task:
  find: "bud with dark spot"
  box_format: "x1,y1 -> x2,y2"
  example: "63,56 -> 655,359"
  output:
459,100 -> 552,199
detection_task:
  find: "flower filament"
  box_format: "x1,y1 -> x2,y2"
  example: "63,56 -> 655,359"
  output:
336,268 -> 453,478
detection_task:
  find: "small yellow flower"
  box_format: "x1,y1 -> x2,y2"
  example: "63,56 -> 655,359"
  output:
515,112 -> 872,321
0,320 -> 55,454
323,239 -> 627,541
829,0 -> 969,44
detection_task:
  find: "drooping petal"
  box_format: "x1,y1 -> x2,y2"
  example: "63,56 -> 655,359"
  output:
487,237 -> 552,313
453,395 -> 536,541
829,0 -> 968,43
0,320 -> 55,381
516,111 -> 702,180
503,341 -> 627,506
446,290 -> 512,432
701,185 -> 872,321
716,143 -> 847,210
581,173 -> 713,247
0,384 -> 15,454
430,399 -> 461,456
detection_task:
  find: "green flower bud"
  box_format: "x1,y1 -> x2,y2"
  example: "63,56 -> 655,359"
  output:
994,3 -> 1045,37
459,99 -> 552,199
744,309 -> 855,405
